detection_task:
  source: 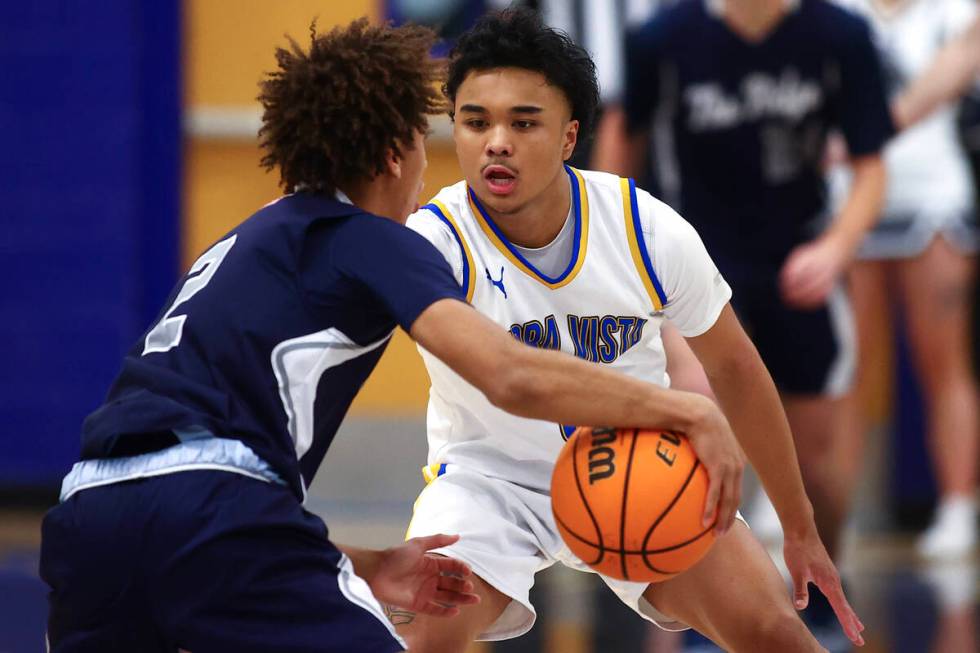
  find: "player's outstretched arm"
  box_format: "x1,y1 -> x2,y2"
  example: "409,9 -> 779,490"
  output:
779,154 -> 885,309
336,534 -> 480,618
686,305 -> 866,647
893,15 -> 980,130
410,298 -> 745,531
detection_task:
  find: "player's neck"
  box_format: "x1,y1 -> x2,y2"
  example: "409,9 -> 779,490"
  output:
479,166 -> 571,249
719,0 -> 793,42
340,180 -> 403,224
870,0 -> 908,14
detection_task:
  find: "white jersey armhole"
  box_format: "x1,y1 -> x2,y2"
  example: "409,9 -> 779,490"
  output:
638,188 -> 732,337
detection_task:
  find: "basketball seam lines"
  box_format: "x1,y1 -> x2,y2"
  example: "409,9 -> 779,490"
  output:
641,459 -> 701,573
618,428 -> 639,581
552,511 -> 712,555
552,513 -> 680,574
647,524 -> 714,554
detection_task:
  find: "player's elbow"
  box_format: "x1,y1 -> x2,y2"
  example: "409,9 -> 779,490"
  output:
703,340 -> 764,388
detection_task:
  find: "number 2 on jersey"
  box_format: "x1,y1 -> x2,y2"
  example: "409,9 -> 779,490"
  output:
142,234 -> 237,355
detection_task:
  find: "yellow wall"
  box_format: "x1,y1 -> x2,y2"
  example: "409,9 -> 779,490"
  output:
184,0 -> 379,107
183,0 -> 462,415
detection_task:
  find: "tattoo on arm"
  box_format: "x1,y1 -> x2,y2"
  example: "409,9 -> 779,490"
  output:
384,604 -> 416,626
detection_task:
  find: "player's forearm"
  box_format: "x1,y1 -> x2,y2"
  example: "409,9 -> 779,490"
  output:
413,298 -> 713,434
593,107 -> 648,178
591,106 -> 638,177
696,333 -> 815,536
893,17 -> 980,130
335,544 -> 384,584
822,155 -> 885,260
498,343 -> 715,434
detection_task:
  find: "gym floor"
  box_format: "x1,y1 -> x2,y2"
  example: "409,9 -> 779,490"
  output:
3,508 -> 978,653
3,418 -> 976,653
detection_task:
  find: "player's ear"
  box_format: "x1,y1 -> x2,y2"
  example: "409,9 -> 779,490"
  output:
385,147 -> 403,180
562,120 -> 579,161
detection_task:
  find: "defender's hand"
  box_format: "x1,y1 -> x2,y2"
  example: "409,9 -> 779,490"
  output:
783,527 -> 866,647
369,534 -> 480,618
685,398 -> 744,535
779,236 -> 849,309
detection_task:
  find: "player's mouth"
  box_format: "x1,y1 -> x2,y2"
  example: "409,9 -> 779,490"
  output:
482,165 -> 518,196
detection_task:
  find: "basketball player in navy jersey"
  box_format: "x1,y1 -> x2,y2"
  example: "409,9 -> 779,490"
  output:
612,0 -> 892,571
38,18 -> 745,653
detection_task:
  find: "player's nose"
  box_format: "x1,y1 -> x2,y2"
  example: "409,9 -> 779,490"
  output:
485,126 -> 513,157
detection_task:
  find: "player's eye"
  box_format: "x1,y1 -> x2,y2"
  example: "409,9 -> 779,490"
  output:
465,119 -> 488,129
514,120 -> 535,130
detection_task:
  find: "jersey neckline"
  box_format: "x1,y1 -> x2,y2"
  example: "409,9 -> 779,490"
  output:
466,165 -> 590,290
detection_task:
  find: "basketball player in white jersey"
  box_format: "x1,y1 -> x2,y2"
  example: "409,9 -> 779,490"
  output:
393,9 -> 864,652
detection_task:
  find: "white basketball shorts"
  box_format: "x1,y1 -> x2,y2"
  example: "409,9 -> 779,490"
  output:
405,464 -> 690,641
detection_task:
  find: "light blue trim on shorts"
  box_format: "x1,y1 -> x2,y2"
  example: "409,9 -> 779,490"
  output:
59,432 -> 285,501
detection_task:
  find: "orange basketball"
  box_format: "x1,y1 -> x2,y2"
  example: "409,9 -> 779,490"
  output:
551,426 -> 716,583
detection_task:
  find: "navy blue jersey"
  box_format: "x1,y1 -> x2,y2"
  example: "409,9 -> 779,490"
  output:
624,0 -> 894,264
81,193 -> 464,500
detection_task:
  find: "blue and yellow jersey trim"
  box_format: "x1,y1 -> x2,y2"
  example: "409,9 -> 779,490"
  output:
421,200 -> 476,302
405,462 -> 448,540
421,461 -> 448,484
466,165 -> 589,290
621,177 -> 667,311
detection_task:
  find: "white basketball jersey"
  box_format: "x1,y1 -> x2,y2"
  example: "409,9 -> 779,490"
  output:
407,167 -> 731,490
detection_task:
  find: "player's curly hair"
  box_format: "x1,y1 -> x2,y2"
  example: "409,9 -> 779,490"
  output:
444,7 -> 600,141
258,18 -> 445,195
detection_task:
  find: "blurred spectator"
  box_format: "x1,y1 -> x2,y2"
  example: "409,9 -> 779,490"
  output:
525,0 -> 670,168
892,12 -> 980,383
606,0 -> 893,605
388,0 -> 511,53
892,14 -> 980,130
830,0 -> 979,559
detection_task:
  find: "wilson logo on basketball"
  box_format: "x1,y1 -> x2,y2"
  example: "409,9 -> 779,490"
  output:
587,427 -> 617,484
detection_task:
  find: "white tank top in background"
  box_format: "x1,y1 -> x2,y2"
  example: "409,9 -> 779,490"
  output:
406,167 -> 731,490
832,0 -> 977,221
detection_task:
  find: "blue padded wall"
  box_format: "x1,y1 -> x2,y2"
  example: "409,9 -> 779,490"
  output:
0,2 -> 181,487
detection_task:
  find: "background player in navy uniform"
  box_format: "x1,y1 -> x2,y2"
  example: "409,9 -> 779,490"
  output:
38,17 -> 746,653
609,0 -> 893,574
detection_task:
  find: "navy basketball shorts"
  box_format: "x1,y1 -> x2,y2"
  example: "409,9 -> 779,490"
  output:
727,270 -> 856,397
40,470 -> 404,653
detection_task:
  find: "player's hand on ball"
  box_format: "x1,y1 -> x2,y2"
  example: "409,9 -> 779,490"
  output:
686,397 -> 744,535
783,526 -> 866,647
371,534 -> 480,618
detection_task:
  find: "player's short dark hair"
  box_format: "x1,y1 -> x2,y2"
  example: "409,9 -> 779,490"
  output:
258,19 -> 445,195
444,8 -> 600,141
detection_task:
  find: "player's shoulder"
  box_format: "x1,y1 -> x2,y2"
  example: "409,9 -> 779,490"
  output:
650,0 -> 702,29
407,181 -> 468,232
631,0 -> 698,47
578,167 -> 626,195
631,183 -> 703,248
577,168 -> 683,228
423,180 -> 470,217
321,205 -> 432,263
232,192 -> 372,253
805,0 -> 874,41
